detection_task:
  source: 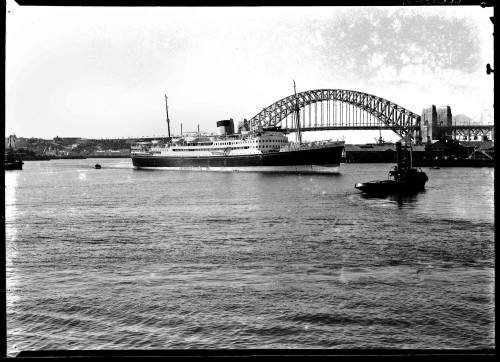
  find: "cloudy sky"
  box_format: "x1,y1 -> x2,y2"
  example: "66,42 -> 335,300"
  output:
5,3 -> 494,142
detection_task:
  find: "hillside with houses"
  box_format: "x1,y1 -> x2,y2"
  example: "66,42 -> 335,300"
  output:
4,136 -> 137,159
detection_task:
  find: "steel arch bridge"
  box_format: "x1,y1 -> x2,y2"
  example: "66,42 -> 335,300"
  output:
248,89 -> 422,142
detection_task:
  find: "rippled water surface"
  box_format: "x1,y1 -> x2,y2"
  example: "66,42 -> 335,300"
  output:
5,159 -> 495,354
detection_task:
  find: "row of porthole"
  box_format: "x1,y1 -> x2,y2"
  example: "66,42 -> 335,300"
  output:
213,140 -> 284,145
171,147 -> 251,152
246,140 -> 285,144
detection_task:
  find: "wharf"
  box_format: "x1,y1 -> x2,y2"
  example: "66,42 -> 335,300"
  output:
49,155 -> 87,159
413,159 -> 494,167
343,143 -> 424,163
342,140 -> 494,166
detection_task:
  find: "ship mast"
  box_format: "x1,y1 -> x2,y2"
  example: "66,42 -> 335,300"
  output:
293,80 -> 302,144
165,94 -> 171,140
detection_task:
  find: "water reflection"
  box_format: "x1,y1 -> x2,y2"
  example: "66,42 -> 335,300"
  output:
257,172 -> 342,179
5,171 -> 19,238
5,170 -> 20,323
359,190 -> 425,207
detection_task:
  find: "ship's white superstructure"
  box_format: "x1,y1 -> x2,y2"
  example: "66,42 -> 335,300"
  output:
131,131 -> 334,157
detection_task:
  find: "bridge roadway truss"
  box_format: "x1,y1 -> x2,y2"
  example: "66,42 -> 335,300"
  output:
439,125 -> 494,141
248,89 -> 422,142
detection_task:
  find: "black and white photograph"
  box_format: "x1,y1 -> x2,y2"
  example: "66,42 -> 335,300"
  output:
4,1 -> 495,357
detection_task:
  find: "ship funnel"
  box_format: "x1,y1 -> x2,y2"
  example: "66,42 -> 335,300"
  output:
217,119 -> 234,135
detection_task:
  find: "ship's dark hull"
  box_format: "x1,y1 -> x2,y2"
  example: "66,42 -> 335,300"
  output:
132,145 -> 344,173
355,172 -> 428,194
355,180 -> 426,193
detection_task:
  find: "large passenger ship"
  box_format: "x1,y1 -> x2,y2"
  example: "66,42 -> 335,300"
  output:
131,93 -> 344,173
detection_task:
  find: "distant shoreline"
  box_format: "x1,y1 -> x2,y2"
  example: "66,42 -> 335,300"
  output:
23,155 -> 131,161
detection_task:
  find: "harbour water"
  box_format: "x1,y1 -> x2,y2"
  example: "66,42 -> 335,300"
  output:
5,159 -> 495,354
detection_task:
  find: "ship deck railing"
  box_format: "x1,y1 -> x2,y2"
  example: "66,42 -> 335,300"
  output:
280,140 -> 342,152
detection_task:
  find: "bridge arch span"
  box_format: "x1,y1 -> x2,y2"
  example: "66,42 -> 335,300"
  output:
248,89 -> 421,141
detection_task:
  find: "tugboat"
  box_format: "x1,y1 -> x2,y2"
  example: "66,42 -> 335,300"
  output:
355,141 -> 428,194
4,135 -> 23,170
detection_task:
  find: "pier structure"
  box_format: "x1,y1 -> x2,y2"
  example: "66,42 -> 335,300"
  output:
247,89 -> 493,144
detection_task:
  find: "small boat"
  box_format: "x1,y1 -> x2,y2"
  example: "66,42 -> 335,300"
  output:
94,163 -> 101,169
5,153 -> 23,170
431,166 -> 440,169
355,141 -> 428,194
5,135 -> 23,170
